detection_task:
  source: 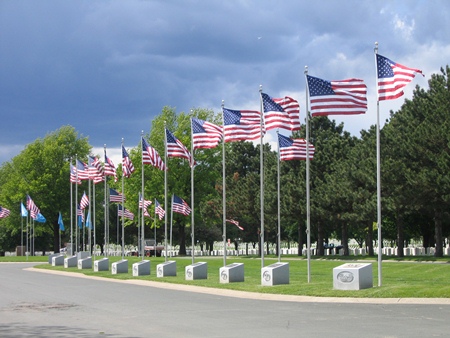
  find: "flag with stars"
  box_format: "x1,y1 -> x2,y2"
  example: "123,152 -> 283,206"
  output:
142,137 -> 166,171
261,93 -> 301,131
165,128 -> 195,167
122,145 -> 135,178
118,204 -> 134,220
104,149 -> 118,182
307,75 -> 367,116
222,108 -> 264,142
191,118 -> 223,149
376,54 -> 423,101
172,195 -> 191,216
0,206 -> 11,218
155,200 -> 165,220
278,133 -> 315,161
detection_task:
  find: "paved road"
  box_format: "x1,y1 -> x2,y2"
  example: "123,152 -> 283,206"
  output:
0,263 -> 449,337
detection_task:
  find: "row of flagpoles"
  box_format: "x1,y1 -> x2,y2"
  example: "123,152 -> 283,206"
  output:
1,45 -> 422,285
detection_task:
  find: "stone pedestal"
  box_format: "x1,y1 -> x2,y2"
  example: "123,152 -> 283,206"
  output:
220,263 -> 244,283
64,255 -> 77,268
185,262 -> 207,280
156,261 -> 176,277
333,263 -> 373,290
48,253 -> 63,264
77,251 -> 90,260
78,257 -> 92,269
111,259 -> 128,274
133,260 -> 150,276
52,254 -> 64,266
94,257 -> 109,272
261,262 -> 289,286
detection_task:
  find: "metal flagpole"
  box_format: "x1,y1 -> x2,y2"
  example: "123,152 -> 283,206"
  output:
70,157 -> 73,255
93,173 -> 96,259
154,199 -> 157,258
277,130 -> 281,262
374,42 -> 382,286
141,132 -> 145,260
170,194 -> 174,258
104,145 -> 108,257
164,122 -> 168,262
75,154 -> 79,254
190,117 -> 195,265
259,85 -> 265,268
137,194 -> 141,256
88,175 -> 92,255
121,138 -> 125,260
304,66 -> 312,283
21,201 -> 24,255
222,100 -> 227,267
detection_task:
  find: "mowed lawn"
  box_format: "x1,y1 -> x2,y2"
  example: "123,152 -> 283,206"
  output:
15,254 -> 450,299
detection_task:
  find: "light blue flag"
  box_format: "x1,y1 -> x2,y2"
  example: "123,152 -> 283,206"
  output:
21,202 -> 28,217
86,211 -> 92,229
35,212 -> 46,223
58,212 -> 65,231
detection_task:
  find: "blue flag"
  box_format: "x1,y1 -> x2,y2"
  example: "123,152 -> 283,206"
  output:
35,212 -> 46,223
21,202 -> 28,217
58,212 -> 65,231
86,211 -> 92,229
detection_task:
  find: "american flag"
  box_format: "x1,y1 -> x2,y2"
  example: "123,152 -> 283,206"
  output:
122,145 -> 135,178
222,108 -> 264,142
261,93 -> 301,132
26,195 -> 40,220
77,204 -> 84,226
307,75 -> 367,116
172,195 -> 191,216
278,133 -> 315,161
155,200 -> 165,220
142,137 -> 166,171
88,156 -> 104,184
376,54 -> 423,101
165,128 -> 194,167
0,206 -> 11,218
109,188 -> 125,203
191,118 -> 223,149
75,160 -> 89,181
118,204 -> 134,220
80,192 -> 89,210
104,152 -> 118,182
139,193 -> 152,217
70,164 -> 81,184
226,219 -> 244,230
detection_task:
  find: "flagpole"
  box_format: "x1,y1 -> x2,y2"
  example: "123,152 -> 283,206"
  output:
70,157 -> 73,255
259,85 -> 265,268
93,172 -> 96,260
104,145 -> 108,257
277,130 -> 281,262
374,42 -> 382,286
304,66 -> 311,283
75,154 -> 79,254
21,202 -> 24,255
121,138 -> 125,260
164,122 -> 168,262
88,174 -> 92,255
170,194 -> 174,258
141,132 -> 145,260
154,199 -> 157,258
190,116 -> 195,265
221,100 -> 227,267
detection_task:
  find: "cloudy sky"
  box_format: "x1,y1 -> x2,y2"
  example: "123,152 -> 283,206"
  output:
1,0 -> 449,165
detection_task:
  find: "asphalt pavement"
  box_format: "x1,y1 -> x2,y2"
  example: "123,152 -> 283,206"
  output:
0,263 -> 449,338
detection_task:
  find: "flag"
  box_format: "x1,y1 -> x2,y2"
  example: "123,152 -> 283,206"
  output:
376,53 -> 423,101
226,219 -> 244,230
191,118 -> 223,149
0,206 -> 11,218
142,137 -> 166,171
70,164 -> 81,184
223,108 -> 264,142
26,195 -> 40,220
104,152 -> 118,182
35,212 -> 46,223
76,160 -> 89,180
278,134 -> 315,161
172,195 -> 191,216
155,200 -> 165,220
80,192 -> 89,210
165,128 -> 194,167
261,93 -> 301,131
58,212 -> 65,231
109,188 -> 125,203
118,205 -> 134,220
306,75 -> 367,116
21,202 -> 28,217
88,156 -> 104,184
86,211 -> 92,229
77,204 -> 84,227
122,145 -> 135,178
139,193 -> 152,217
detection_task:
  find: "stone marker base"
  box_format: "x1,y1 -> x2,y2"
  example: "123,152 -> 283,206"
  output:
77,251 -> 90,260
52,254 -> 64,266
333,263 -> 373,290
156,261 -> 176,277
220,263 -> 244,283
133,260 -> 150,276
48,253 -> 63,264
94,257 -> 109,272
78,257 -> 92,269
64,256 -> 77,268
185,262 -> 207,280
261,262 -> 289,286
112,259 -> 128,274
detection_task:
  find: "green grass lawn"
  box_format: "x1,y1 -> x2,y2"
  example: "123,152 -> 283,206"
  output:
5,254 -> 448,299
